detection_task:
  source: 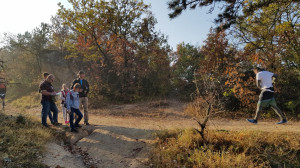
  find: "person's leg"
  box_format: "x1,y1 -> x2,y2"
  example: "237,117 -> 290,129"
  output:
270,99 -> 286,121
1,97 -> 4,110
254,102 -> 263,121
41,101 -> 50,126
50,102 -> 59,123
62,105 -> 67,123
73,108 -> 83,126
48,110 -> 54,124
69,108 -> 75,130
82,97 -> 89,124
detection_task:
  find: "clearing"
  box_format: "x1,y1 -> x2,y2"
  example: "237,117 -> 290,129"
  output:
6,100 -> 300,168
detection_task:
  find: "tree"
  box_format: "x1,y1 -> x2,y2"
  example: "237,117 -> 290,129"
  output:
50,15 -> 70,53
9,23 -> 51,74
171,43 -> 202,99
167,0 -> 300,30
57,0 -> 171,101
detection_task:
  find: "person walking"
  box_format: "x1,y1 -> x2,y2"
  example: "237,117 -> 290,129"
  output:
40,74 -> 61,127
71,70 -> 90,125
247,67 -> 287,124
66,83 -> 83,133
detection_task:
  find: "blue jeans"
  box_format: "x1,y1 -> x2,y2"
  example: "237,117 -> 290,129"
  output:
41,101 -> 58,126
70,108 -> 83,129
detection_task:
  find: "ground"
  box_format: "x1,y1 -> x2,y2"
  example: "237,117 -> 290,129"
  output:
5,100 -> 300,168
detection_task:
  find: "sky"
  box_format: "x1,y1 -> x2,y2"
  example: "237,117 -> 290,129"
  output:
0,0 -> 219,49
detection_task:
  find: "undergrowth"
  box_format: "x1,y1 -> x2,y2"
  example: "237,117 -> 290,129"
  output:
150,129 -> 300,168
0,113 -> 53,167
11,92 -> 41,110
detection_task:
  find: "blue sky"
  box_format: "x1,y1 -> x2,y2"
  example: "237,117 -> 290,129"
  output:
0,0 -> 219,49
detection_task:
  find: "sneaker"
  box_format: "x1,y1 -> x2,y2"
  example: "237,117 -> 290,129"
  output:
246,119 -> 257,124
70,128 -> 78,133
75,124 -> 82,128
276,119 -> 288,125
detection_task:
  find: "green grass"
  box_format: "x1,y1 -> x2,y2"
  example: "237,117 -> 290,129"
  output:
150,129 -> 300,168
0,113 -> 53,168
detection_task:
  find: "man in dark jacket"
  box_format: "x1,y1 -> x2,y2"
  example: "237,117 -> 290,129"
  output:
71,70 -> 90,125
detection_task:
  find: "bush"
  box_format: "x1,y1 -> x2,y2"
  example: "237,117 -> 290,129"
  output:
0,113 -> 52,167
150,129 -> 300,168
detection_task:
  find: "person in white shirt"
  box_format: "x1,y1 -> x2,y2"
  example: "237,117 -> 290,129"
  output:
247,67 -> 287,124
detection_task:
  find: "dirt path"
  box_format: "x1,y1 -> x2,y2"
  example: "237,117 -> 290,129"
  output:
5,100 -> 300,168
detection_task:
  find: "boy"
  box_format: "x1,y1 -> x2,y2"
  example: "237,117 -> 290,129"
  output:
71,70 -> 90,125
66,83 -> 83,132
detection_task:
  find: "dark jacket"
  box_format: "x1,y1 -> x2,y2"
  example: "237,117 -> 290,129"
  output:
71,78 -> 90,97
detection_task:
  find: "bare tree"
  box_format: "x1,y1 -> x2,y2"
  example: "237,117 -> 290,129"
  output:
187,73 -> 226,143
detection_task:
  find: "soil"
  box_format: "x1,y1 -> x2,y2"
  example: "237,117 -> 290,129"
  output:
5,100 -> 300,168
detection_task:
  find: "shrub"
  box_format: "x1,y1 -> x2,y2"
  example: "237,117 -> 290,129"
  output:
150,129 -> 300,168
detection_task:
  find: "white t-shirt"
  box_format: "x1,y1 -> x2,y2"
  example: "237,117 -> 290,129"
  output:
256,71 -> 274,89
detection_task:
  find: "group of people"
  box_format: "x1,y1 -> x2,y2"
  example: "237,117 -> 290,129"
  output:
39,70 -> 90,133
38,67 -> 286,133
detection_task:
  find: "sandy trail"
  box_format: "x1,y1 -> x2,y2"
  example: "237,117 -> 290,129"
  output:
5,100 -> 300,168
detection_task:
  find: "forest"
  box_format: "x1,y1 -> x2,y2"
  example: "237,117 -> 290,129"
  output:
0,0 -> 300,167
0,0 -> 299,115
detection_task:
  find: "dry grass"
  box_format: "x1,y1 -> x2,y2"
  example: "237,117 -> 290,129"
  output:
150,129 -> 300,168
0,113 -> 53,167
11,92 -> 41,110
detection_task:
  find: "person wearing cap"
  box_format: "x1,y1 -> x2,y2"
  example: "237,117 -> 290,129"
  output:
71,70 -> 90,125
247,67 -> 287,125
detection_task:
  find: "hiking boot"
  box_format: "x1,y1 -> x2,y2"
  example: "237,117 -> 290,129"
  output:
71,128 -> 78,133
84,122 -> 90,126
246,119 -> 257,124
42,124 -> 49,128
276,119 -> 288,125
53,122 -> 62,126
75,124 -> 82,128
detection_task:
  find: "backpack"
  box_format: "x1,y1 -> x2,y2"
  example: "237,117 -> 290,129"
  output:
64,91 -> 74,108
0,83 -> 6,89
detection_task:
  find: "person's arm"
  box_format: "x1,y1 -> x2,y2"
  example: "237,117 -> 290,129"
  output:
66,92 -> 71,111
60,91 -> 65,101
256,73 -> 262,89
256,80 -> 262,89
85,80 -> 90,94
70,79 -> 76,89
41,90 -> 56,96
272,73 -> 278,78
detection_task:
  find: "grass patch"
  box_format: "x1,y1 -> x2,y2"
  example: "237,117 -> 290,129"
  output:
11,92 -> 41,110
150,129 -> 300,168
0,113 -> 53,167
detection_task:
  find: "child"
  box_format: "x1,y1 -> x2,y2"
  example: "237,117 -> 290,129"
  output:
66,83 -> 83,133
60,84 -> 70,124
